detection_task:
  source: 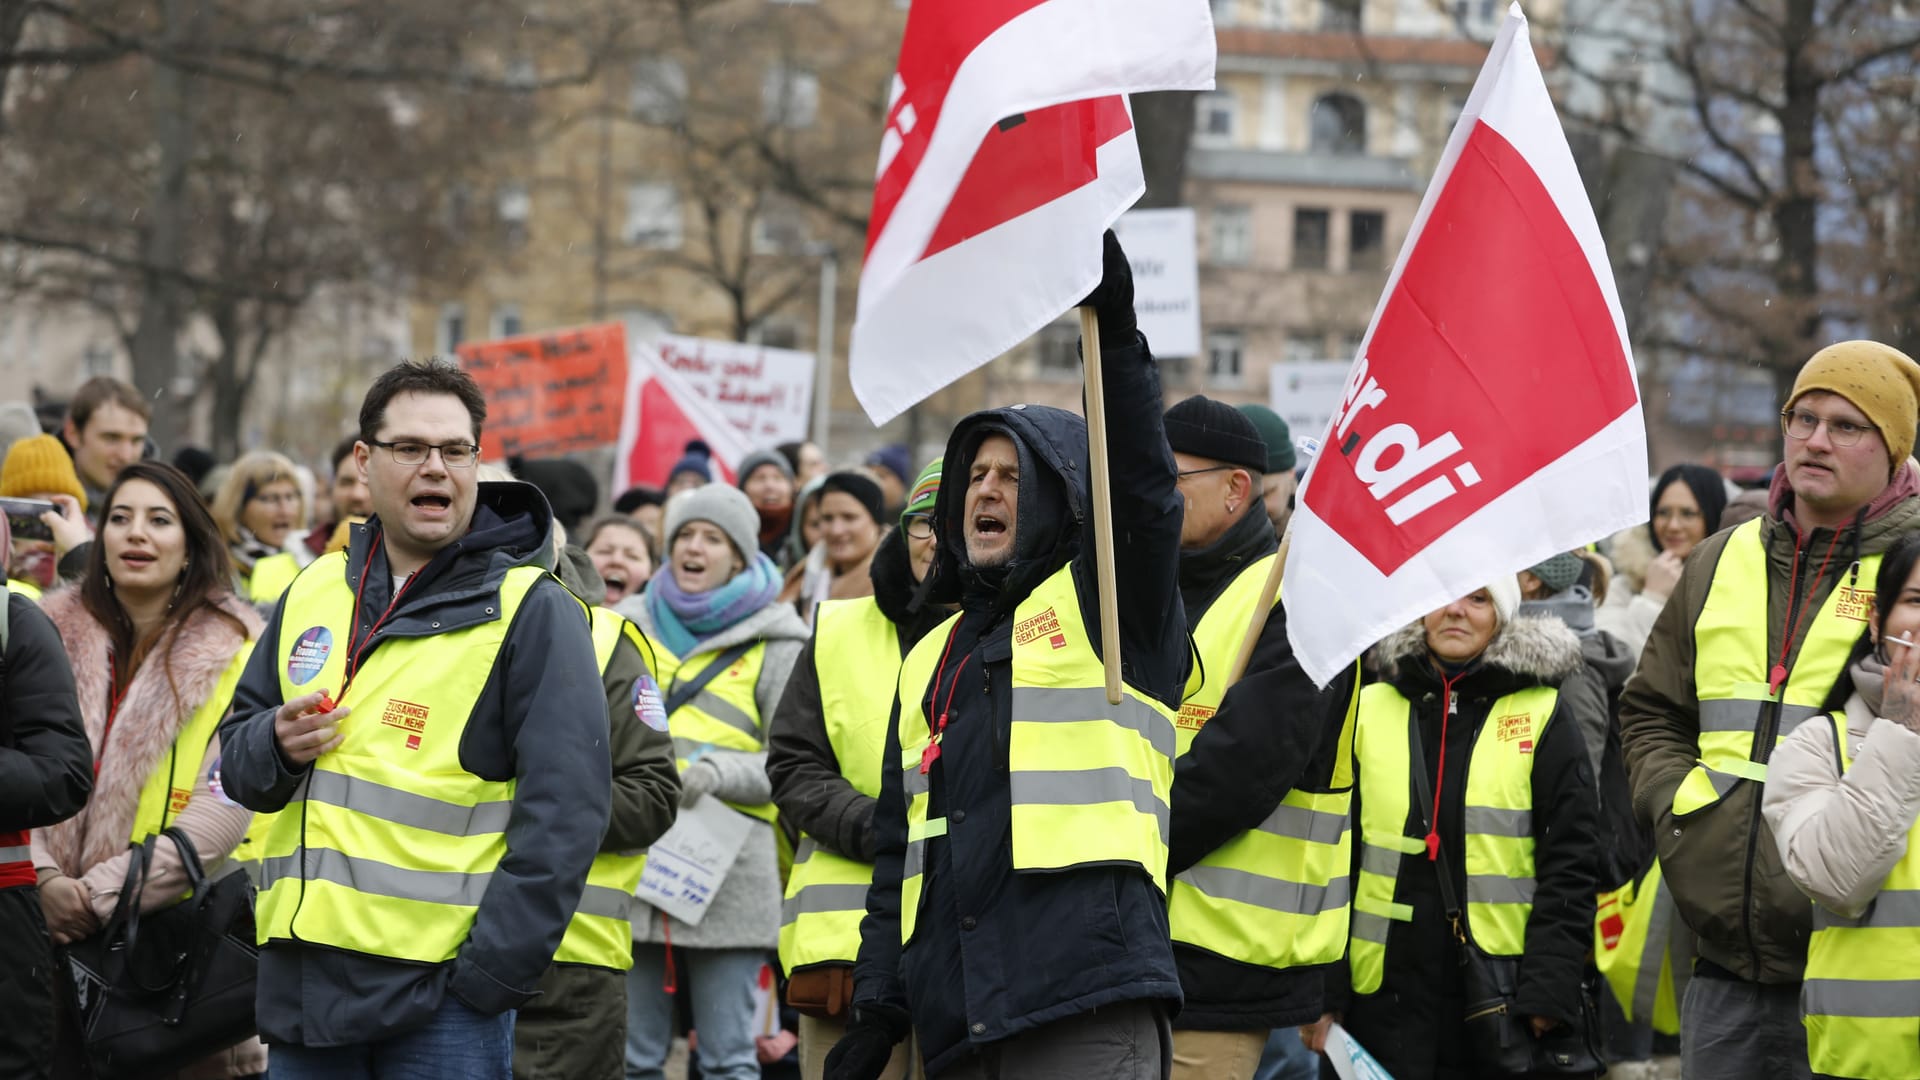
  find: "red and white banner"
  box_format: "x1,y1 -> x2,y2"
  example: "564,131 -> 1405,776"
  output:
849,0 -> 1216,424
613,336 -> 818,492
1283,5 -> 1648,687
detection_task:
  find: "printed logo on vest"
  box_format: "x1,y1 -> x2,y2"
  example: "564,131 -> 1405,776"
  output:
287,626 -> 333,685
1495,713 -> 1533,754
1014,607 -> 1064,649
634,672 -> 670,733
1599,911 -> 1625,951
1832,586 -> 1874,622
381,698 -> 430,750
169,786 -> 191,814
1177,703 -> 1215,732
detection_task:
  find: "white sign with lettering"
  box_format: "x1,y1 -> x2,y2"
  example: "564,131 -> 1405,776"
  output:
1113,208 -> 1201,358
634,793 -> 753,926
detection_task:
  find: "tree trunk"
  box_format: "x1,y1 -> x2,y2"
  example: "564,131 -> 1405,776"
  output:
1774,0 -> 1821,368
1133,90 -> 1197,209
0,0 -> 31,140
127,0 -> 197,451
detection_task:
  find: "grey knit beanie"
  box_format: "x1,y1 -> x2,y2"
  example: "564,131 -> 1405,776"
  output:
737,447 -> 795,489
663,482 -> 760,566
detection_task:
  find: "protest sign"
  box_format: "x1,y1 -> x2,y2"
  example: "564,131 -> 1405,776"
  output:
1326,1023 -> 1397,1080
457,323 -> 627,459
634,793 -> 753,926
1113,208 -> 1202,358
1269,360 -> 1353,447
613,336 -> 814,492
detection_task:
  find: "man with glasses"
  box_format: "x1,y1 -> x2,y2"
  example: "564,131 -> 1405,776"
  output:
1621,341 -> 1920,1080
219,358 -> 612,1079
768,458 -> 945,1079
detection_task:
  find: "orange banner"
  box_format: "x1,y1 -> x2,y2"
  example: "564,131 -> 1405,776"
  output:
457,323 -> 628,459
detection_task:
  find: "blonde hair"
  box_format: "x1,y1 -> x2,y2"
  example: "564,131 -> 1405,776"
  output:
212,450 -> 308,545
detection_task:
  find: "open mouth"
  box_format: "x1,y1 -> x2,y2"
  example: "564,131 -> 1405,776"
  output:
678,560 -> 707,578
120,551 -> 155,569
973,515 -> 1007,538
603,573 -> 628,602
411,493 -> 452,513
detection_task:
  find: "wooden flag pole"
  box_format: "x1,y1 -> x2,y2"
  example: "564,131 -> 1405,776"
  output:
1080,306 -> 1124,706
1227,526 -> 1292,687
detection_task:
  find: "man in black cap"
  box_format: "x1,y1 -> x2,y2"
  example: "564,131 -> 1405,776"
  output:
1160,396 -> 1359,1080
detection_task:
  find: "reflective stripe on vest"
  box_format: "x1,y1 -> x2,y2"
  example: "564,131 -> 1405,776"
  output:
132,642 -> 255,846
256,552 -> 550,964
656,636 -> 778,826
554,607 -> 654,971
779,598 -> 899,974
0,829 -> 32,888
893,565 -> 1176,947
248,552 -> 302,606
1804,710 -> 1920,1079
1679,520 -> 1875,816
1167,553 -> 1360,971
1595,860 -> 1685,1036
7,578 -> 41,602
1348,683 -> 1555,996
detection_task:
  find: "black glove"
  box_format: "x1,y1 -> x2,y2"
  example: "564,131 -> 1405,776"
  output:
824,1003 -> 911,1080
1078,228 -> 1137,342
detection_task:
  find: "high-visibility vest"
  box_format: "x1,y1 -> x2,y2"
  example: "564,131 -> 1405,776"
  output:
131,641 -> 256,848
1595,860 -> 1684,1036
7,577 -> 41,602
553,607 -> 659,971
247,552 -> 301,606
1349,683 -> 1556,995
894,565 -> 1177,946
777,597 -> 900,974
1676,519 -> 1875,816
255,551 -> 554,963
1803,710 -> 1920,1080
1167,554 -> 1359,971
656,635 -> 778,825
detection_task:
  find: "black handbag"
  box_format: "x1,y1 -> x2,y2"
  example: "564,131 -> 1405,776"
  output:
65,826 -> 259,1078
1407,715 -> 1604,1076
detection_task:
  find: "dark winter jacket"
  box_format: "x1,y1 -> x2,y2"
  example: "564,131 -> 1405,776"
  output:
219,482 -> 614,1047
768,528 -> 948,869
851,330 -> 1190,1075
0,590 -> 92,833
1619,462 -> 1920,983
1167,503 -> 1358,1030
1328,615 -> 1599,1080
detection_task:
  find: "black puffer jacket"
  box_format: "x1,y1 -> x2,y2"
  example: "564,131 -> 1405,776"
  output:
851,331 -> 1189,1075
1326,615 -> 1599,1080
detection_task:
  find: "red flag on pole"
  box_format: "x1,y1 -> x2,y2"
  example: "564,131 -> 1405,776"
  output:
1283,3 -> 1649,687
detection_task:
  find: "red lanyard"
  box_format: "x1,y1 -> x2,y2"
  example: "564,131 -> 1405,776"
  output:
338,535 -> 417,703
1768,527 -> 1844,697
1424,671 -> 1460,862
919,623 -> 973,775
96,654 -> 132,779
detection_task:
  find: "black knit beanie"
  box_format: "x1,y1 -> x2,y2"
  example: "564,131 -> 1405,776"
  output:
1163,395 -> 1268,474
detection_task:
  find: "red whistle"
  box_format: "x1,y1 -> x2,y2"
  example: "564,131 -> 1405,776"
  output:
317,691 -> 338,713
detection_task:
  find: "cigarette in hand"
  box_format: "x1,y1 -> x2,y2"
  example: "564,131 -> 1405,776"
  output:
1890,635 -> 1915,650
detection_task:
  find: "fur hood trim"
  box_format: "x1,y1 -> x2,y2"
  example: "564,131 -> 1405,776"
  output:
36,587 -> 261,876
1607,525 -> 1657,595
1368,613 -> 1585,686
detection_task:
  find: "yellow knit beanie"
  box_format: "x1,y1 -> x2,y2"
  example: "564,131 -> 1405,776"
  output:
1787,341 -> 1920,472
0,433 -> 88,510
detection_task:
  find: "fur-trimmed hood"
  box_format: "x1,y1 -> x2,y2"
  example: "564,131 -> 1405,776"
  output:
1606,525 -> 1657,596
1367,612 -> 1585,690
36,586 -> 261,876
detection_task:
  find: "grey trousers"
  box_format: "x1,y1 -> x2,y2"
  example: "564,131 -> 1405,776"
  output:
1679,973 -> 1810,1080
938,1001 -> 1171,1080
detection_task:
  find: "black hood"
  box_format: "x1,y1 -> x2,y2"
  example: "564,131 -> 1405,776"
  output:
870,526 -> 951,649
924,404 -> 1089,614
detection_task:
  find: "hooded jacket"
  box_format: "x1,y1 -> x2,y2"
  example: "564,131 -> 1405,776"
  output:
1618,462 -> 1920,983
851,331 -> 1190,1074
218,481 -> 614,1047
0,589 -> 91,836
1166,502 -> 1360,1030
1329,615 -> 1599,1080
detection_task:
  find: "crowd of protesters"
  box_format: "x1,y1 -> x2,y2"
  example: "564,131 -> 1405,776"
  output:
4,242 -> 1920,1080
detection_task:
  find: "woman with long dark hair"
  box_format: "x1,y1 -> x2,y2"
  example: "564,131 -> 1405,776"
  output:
33,461 -> 265,1077
1599,464 -> 1729,658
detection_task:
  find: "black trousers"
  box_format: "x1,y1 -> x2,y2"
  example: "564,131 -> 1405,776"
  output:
0,884 -> 56,1080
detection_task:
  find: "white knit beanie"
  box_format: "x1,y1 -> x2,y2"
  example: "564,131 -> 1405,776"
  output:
1487,574 -> 1522,630
663,482 -> 760,565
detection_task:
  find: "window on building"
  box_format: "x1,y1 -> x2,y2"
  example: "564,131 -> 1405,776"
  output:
491,304 -> 523,339
1036,320 -> 1081,376
1341,329 -> 1368,359
1349,210 -> 1386,271
1212,0 -> 1236,26
497,184 -> 530,251
1452,0 -> 1499,24
1284,332 -> 1324,363
1310,93 -> 1367,155
763,64 -> 819,129
1195,90 -> 1238,144
505,56 -> 538,90
1320,0 -> 1361,32
752,197 -> 810,255
749,322 -> 802,349
1207,330 -> 1245,386
1292,208 -> 1330,270
1210,205 -> 1253,265
631,57 -> 687,123
436,304 -> 466,354
625,182 -> 683,249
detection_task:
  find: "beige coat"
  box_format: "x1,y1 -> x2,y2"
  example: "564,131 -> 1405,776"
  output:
1763,691 -> 1920,919
1596,525 -> 1665,661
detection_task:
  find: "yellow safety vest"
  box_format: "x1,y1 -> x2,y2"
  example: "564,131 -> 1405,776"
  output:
553,607 -> 661,971
1349,682 -> 1557,995
1167,554 -> 1359,971
247,552 -> 301,606
656,636 -> 779,825
778,597 -> 900,974
1677,519 -> 1875,816
1803,710 -> 1920,1080
1595,861 -> 1684,1036
255,551 -> 553,963
894,565 -> 1177,946
132,643 -> 256,844
7,578 -> 41,602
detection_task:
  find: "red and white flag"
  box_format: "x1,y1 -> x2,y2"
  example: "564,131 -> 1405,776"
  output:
849,0 -> 1216,424
1283,4 -> 1648,687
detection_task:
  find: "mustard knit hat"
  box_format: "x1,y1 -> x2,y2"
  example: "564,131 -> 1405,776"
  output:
1787,341 -> 1920,472
0,433 -> 87,510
